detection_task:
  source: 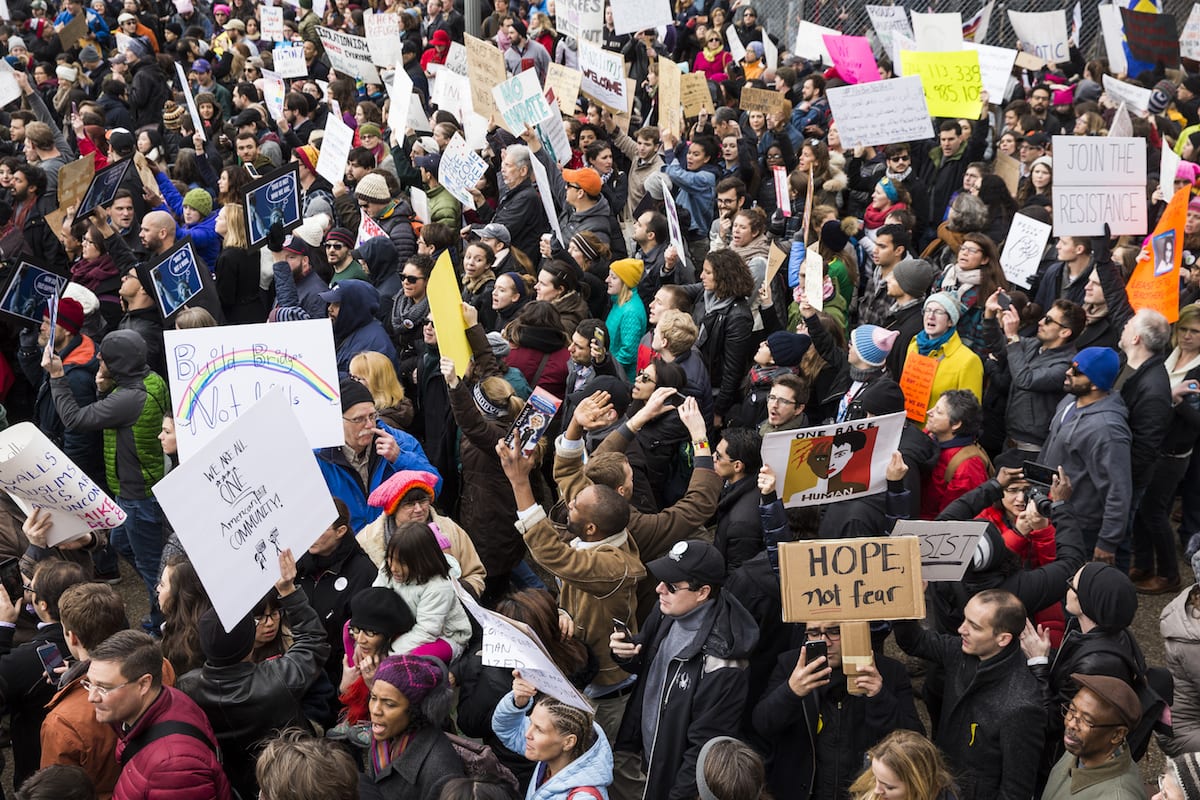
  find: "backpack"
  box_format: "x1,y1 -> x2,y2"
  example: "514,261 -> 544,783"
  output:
446,733 -> 520,795
942,443 -> 995,485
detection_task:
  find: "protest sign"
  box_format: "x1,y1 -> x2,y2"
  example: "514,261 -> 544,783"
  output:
545,62 -> 582,115
1121,7 -> 1179,65
315,112 -> 354,186
900,352 -> 938,421
155,390 -> 337,631
823,35 -> 881,84
662,190 -> 687,267
1127,184 -> 1189,323
0,260 -> 66,326
58,13 -> 87,51
1103,75 -> 1152,114
149,239 -> 205,320
493,69 -> 554,135
825,77 -> 934,148
761,412 -> 906,508
174,63 -> 207,141
466,34 -> 506,122
0,61 -> 19,110
766,242 -> 788,287
657,58 -> 683,137
891,520 -> 987,582
963,0 -> 993,44
316,27 -> 381,84
358,212 -> 386,245
57,152 -> 96,210
557,0 -> 604,44
428,252 -> 472,376
410,187 -> 430,224
739,86 -> 788,116
75,158 -> 133,220
441,133 -> 487,209
536,93 -> 572,165
899,50 -> 983,119
579,42 -> 628,112
964,42 -> 1016,102
165,319 -> 342,462
1097,3 -> 1129,76
866,5 -> 913,64
911,11 -> 963,51
762,28 -> 778,70
680,72 -> 711,116
442,41 -> 468,76
1108,102 -> 1133,138
610,0 -> 671,36
528,156 -> 564,245
505,388 -> 562,455
272,44 -> 307,78
1184,4 -> 1200,61
773,166 -> 789,217
1051,136 -> 1147,236
431,68 -> 469,121
261,69 -> 286,122
1007,9 -> 1069,64
463,108 -> 490,152
999,212 -> 1052,289
1163,143 -> 1182,190
261,5 -> 284,40
0,424 -> 127,546
794,20 -> 836,63
726,26 -> 746,63
242,162 -> 302,249
130,153 -> 157,196
364,12 -> 402,68
803,250 -> 823,311
779,536 -> 925,622
455,583 -> 593,712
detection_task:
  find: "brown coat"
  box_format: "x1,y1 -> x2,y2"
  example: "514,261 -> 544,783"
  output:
356,511 -> 487,597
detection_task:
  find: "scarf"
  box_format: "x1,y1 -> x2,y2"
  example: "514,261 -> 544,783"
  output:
863,203 -> 891,231
702,43 -> 724,62
370,729 -> 416,775
1166,346 -> 1200,387
463,268 -> 496,295
886,166 -> 913,183
732,233 -> 771,266
916,327 -> 955,356
703,290 -> 735,315
395,294 -> 430,332
944,264 -> 982,303
1082,301 -> 1108,325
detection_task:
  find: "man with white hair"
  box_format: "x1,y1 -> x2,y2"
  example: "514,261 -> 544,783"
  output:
485,144 -> 550,260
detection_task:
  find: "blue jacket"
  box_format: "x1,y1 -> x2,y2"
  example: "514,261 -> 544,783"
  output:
664,145 -> 720,237
314,421 -> 441,532
156,173 -> 221,270
492,692 -> 613,800
325,280 -> 399,378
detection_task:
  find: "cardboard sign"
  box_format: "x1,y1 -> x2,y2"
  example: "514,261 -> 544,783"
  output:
911,11 -> 963,52
316,27 -> 381,84
242,162 -> 302,249
75,158 -> 133,219
610,0 -> 671,37
272,44 -> 307,78
891,519 -> 987,582
466,34 -> 506,122
0,423 -> 127,546
427,251 -> 472,376
557,0 -> 604,44
1183,4 -> 1200,62
866,4 -> 914,64
761,412 -> 907,508
155,390 -> 337,631
545,62 -> 582,115
964,42 -> 1016,102
994,150 -> 1020,196
899,352 -> 938,422
823,35 -> 881,84
794,20 -> 837,63
1121,7 -> 1179,65
1007,9 -> 1069,64
57,152 -> 96,210
261,5 -> 284,41
364,12 -> 402,68
440,133 -> 487,209
493,69 -> 554,135
579,41 -> 628,113
1127,184 -> 1189,324
58,12 -> 87,51
826,77 -> 934,148
149,238 -> 205,320
657,58 -> 683,137
999,212 -> 1052,289
899,49 -> 983,119
739,86 -> 788,116
1103,74 -> 1152,114
1051,135 -> 1148,236
680,72 -> 711,116
0,260 -> 67,326
528,155 -> 564,246
315,112 -> 354,187
779,536 -> 925,622
766,242 -> 789,286
165,319 -> 342,462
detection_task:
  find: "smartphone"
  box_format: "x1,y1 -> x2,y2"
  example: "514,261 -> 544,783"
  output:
1022,460 -> 1058,487
592,328 -> 607,360
37,642 -> 64,676
803,639 -> 828,665
612,617 -> 632,641
996,291 -> 1012,311
244,164 -> 261,179
71,101 -> 78,117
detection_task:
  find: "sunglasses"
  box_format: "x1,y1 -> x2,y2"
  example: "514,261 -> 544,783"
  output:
402,274 -> 425,283
324,242 -> 346,250
664,581 -> 697,593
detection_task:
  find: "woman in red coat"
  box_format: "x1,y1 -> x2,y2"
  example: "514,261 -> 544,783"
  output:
921,389 -> 991,519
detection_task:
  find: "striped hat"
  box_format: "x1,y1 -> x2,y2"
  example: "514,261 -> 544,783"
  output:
295,144 -> 320,174
1170,753 -> 1200,800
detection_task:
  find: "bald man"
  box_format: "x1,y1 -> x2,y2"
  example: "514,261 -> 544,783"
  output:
139,210 -> 176,257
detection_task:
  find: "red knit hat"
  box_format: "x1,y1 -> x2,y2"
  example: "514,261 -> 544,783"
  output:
368,470 -> 439,513
45,297 -> 85,336
295,144 -> 320,174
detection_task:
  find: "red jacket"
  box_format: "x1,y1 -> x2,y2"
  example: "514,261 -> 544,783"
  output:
977,506 -> 1065,647
921,441 -> 989,520
507,345 -> 570,400
113,686 -> 231,800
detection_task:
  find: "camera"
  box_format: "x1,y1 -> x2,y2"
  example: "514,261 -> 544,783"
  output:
1023,485 -> 1053,518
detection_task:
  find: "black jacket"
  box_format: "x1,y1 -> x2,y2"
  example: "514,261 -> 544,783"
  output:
127,59 -> 170,129
0,622 -> 68,786
614,591 -> 759,800
682,285 -> 754,417
752,649 -> 924,800
296,534 -> 378,685
1118,352 -> 1172,492
359,724 -> 465,800
885,299 -> 924,381
713,477 -> 763,573
489,178 -> 551,264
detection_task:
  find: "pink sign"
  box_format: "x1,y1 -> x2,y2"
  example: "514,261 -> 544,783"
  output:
822,35 -> 882,84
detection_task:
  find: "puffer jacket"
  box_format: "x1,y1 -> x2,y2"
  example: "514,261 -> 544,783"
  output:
682,285 -> 753,418
328,279 -> 399,376
1162,586 -> 1200,756
371,199 -> 418,263
713,477 -> 761,574
493,692 -> 614,800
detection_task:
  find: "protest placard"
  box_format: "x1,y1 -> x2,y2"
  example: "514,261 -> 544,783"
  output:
272,44 -> 307,78
358,213 -> 386,246
823,35 -> 880,84
1127,184 -> 1188,323
803,249 -> 823,311
465,34 -> 506,122
1007,9 -> 1069,64
557,0 -> 604,44
410,187 -> 429,224
899,49 -> 983,119
739,86 -> 788,116
762,28 -> 778,70
315,112 -> 354,186
443,41 -> 468,76
964,42 -> 1016,103
58,13 -> 87,51
174,63 -> 207,141
1108,102 -> 1133,138
726,26 -> 746,62
431,68 -> 469,121
0,61 -> 19,110
428,252 -> 472,375
663,190 -> 687,266
165,319 -> 342,462
242,163 -> 302,249
455,583 -> 593,712
657,58 -> 683,137
1102,75 -> 1152,114
1051,135 -> 1148,236
316,27 -> 381,84
261,5 -> 284,41
1163,142 -> 1182,190
999,212 -> 1052,289
680,72 -> 711,116
75,159 -> 132,220
441,133 -> 487,209
528,155 -> 564,245
57,153 -> 96,210
779,536 -> 925,622
0,260 -> 66,326
493,69 -> 554,135
1184,4 -> 1200,61
0,424 -> 127,546
463,108 -> 490,152
261,69 -> 287,122
545,62 -> 582,115
760,412 -> 906,508
149,239 -> 205,320
891,520 -> 987,582
825,77 -> 934,148
579,41 -> 628,112
536,94 -> 572,165
155,390 -> 337,631
911,11 -> 963,51
866,4 -> 913,64
1121,7 -> 1179,64
963,0 -> 994,44
794,20 -> 836,63
610,0 -> 671,36
1097,3 -> 1129,76
766,242 -> 788,286
364,12 -> 402,68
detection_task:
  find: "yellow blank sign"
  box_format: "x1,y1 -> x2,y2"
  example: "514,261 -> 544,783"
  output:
427,251 -> 472,376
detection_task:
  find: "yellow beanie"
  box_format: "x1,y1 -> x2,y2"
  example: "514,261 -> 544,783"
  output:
610,258 -> 644,289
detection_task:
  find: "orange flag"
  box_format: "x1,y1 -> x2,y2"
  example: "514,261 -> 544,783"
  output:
1127,184 -> 1188,323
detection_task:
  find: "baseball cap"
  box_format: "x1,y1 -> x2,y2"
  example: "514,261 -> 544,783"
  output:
282,235 -> 311,259
562,167 -> 602,197
647,540 -> 726,587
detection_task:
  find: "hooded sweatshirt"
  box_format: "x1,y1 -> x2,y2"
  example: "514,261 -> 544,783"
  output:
329,280 -> 398,376
492,693 -> 614,800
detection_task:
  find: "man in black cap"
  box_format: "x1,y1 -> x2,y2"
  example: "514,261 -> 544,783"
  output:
611,539 -> 759,800
1041,675 -> 1143,800
269,231 -> 329,320
415,152 -> 461,229
501,15 -> 549,82
177,549 -> 330,800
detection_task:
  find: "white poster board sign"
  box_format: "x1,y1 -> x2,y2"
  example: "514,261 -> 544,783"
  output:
431,68 -> 470,121
165,319 -> 342,462
911,11 -> 963,51
386,63 -> 413,137
174,62 -> 206,141
441,133 -> 486,209
272,44 -> 308,79
662,188 -> 687,265
0,59 -> 20,110
316,27 -> 381,84
364,12 -> 403,68
1103,74 -> 1152,114
1163,142 -> 1182,190
579,42 -> 629,112
794,20 -> 837,63
1007,9 -> 1070,64
891,519 -> 987,582
558,0 -> 604,44
964,42 -> 1017,102
999,212 -> 1052,289
867,4 -> 914,63
1183,4 -> 1200,61
528,155 -> 564,246
261,69 -> 287,122
1051,135 -> 1148,236
1108,102 -> 1133,138
610,0 -> 671,36
155,390 -> 337,631
315,112 -> 354,186
410,187 -> 430,224
1098,3 -> 1129,76
0,423 -> 127,546
826,77 -> 934,148
261,5 -> 284,41
762,27 -> 778,70
726,26 -> 746,63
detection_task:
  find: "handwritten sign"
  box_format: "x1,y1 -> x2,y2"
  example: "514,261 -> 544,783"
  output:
866,4 -> 913,64
964,42 -> 1016,102
657,58 -> 682,137
441,133 -> 486,209
891,519 -> 987,582
57,152 -> 96,210
899,49 -> 982,119
779,536 -> 925,622
261,5 -> 284,41
823,35 -> 880,84
493,69 -> 554,135
315,111 -> 354,186
911,11 -> 963,52
899,352 -> 938,422
740,86 -> 788,116
579,41 -> 628,112
826,77 -> 934,147
465,34 -> 506,122
680,71 -> 710,116
431,68 -> 469,121
1183,4 -> 1200,61
273,44 -> 307,78
316,27 -> 380,84
999,212 -> 1052,289
58,12 -> 87,51
1007,9 -> 1069,64
0,423 -> 127,546
803,250 -> 823,311
545,62 -> 582,115
1102,75 -> 1152,115
164,319 -> 342,462
364,12 -> 402,68
1051,135 -> 1148,236
610,0 -> 671,36
558,0 -> 603,44
155,390 -> 337,631
761,412 -> 906,508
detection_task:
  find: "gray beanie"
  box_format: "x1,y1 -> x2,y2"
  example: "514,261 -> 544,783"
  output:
924,291 -> 962,325
892,257 -> 937,299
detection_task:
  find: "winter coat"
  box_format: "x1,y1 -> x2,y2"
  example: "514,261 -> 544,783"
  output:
356,511 -> 487,598
1117,353 -> 1173,493
1041,746 -> 1143,800
360,724 -> 464,800
551,292 -> 590,341
1162,587 -> 1200,755
713,477 -> 762,574
922,438 -> 991,519
534,147 -> 625,259
371,570 -> 472,660
665,147 -> 721,237
214,247 -> 268,324
179,211 -> 221,272
0,622 -> 69,784
509,342 -> 571,401
329,280 -> 399,377
903,331 -> 984,409
296,534 -> 379,685
606,295 -> 647,379
981,318 -> 1073,446
41,660 -> 125,797
681,285 -> 753,417
490,178 -> 552,262
913,115 -> 989,224
112,687 -> 232,800
885,300 -> 924,380
371,200 -> 418,264
424,183 -> 462,229
127,59 -> 170,129
493,692 -> 614,800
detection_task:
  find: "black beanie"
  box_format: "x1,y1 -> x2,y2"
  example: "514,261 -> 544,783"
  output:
340,377 -> 374,413
198,608 -> 256,667
350,587 -> 416,640
858,379 -> 906,417
1075,563 -> 1138,631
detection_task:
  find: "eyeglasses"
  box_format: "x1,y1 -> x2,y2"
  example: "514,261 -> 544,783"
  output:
566,183 -> 582,191
888,154 -> 911,162
1061,703 -> 1122,729
399,496 -> 433,509
349,625 -> 380,638
342,412 -> 379,426
664,581 -> 698,593
324,242 -> 346,250
81,678 -> 134,697
254,609 -> 281,625
805,626 -> 841,641
22,583 -> 35,595
959,245 -> 983,255
767,394 -> 796,406
635,372 -> 656,384
707,38 -> 721,44
1180,327 -> 1200,336
1041,315 -> 1064,328
924,307 -> 949,318
401,274 -> 425,283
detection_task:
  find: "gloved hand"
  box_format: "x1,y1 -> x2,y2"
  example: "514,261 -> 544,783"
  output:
1092,222 -> 1112,266
266,222 -> 287,253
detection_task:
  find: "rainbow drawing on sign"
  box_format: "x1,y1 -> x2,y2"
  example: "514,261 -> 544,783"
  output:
174,348 -> 338,421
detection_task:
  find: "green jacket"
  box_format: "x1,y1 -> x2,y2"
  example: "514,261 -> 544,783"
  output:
1040,748 -> 1143,800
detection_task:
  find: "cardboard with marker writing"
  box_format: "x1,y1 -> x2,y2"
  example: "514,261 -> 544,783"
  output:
779,536 -> 925,622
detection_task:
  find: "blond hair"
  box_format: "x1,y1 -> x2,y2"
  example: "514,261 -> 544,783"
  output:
656,309 -> 698,356
848,731 -> 956,800
350,351 -> 407,409
222,203 -> 250,249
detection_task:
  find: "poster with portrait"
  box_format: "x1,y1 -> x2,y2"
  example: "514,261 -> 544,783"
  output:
0,259 -> 68,326
760,412 -> 906,508
242,162 -> 302,249
148,238 -> 205,321
505,387 -> 562,455
75,159 -> 133,219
